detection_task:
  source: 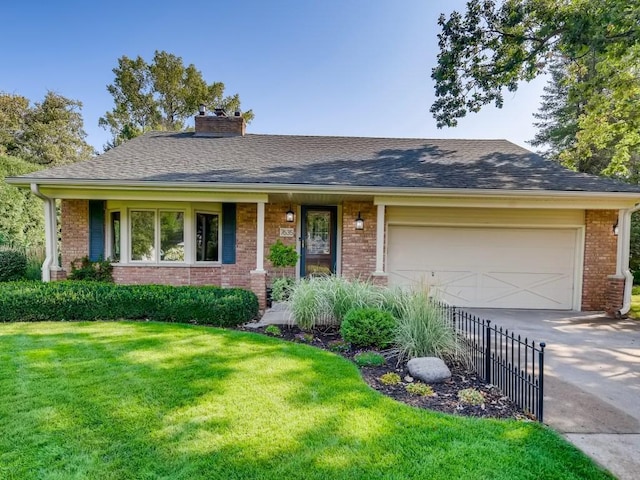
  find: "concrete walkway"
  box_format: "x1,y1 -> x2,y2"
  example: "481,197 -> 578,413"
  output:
466,309 -> 640,480
244,302 -> 292,329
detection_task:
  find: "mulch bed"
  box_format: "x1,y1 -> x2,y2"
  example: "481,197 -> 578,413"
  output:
238,323 -> 532,421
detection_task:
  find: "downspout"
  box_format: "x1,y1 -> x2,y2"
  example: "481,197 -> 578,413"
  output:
618,203 -> 640,316
30,184 -> 57,282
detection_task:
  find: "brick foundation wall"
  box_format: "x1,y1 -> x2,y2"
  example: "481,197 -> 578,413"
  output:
61,199 -> 89,272
341,201 -> 377,280
264,203 -> 298,283
112,266 -> 222,286
582,210 -> 619,311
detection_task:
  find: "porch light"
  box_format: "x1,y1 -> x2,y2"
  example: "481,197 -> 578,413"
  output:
355,211 -> 364,230
613,221 -> 619,236
285,205 -> 295,223
198,104 -> 206,115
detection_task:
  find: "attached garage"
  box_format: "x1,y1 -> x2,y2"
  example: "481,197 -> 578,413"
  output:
385,207 -> 584,309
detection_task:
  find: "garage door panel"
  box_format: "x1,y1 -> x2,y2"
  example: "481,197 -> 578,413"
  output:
387,226 -> 577,309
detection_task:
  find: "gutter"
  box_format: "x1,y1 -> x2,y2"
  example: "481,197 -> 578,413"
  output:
6,177 -> 640,201
29,184 -> 57,282
618,203 -> 640,316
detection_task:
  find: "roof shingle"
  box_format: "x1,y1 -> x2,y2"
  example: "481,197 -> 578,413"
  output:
20,132 -> 640,193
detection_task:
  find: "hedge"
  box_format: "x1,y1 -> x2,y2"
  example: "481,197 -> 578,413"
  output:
0,282 -> 258,326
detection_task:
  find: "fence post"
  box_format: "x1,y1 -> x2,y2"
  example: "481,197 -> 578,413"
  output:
485,320 -> 492,384
538,342 -> 546,422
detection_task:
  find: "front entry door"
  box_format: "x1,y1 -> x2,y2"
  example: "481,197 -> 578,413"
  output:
300,206 -> 337,277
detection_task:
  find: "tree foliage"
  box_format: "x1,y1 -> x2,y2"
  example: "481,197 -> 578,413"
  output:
0,155 -> 45,247
0,91 -> 94,166
100,50 -> 254,149
431,0 -> 640,177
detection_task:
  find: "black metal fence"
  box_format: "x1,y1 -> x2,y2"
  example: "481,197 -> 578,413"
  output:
437,304 -> 546,422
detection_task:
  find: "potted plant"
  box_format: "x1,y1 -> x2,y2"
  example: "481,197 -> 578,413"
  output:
267,239 -> 299,303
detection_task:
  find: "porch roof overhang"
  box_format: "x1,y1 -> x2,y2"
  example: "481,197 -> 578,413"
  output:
7,176 -> 640,210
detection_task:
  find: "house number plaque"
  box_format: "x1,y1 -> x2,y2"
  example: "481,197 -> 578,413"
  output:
279,227 -> 295,238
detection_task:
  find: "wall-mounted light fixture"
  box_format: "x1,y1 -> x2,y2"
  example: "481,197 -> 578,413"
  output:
285,205 -> 295,223
613,221 -> 619,236
198,104 -> 206,115
355,211 -> 364,230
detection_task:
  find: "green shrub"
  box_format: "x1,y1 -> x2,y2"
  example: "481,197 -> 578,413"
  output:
327,340 -> 349,353
379,372 -> 402,385
354,351 -> 385,367
271,277 -> 295,302
0,282 -> 258,326
405,382 -> 435,397
390,288 -> 465,363
458,388 -> 485,405
340,308 -> 396,348
0,250 -> 27,282
264,325 -> 282,336
288,276 -> 384,329
633,284 -> 640,295
267,240 -> 298,275
68,257 -> 113,282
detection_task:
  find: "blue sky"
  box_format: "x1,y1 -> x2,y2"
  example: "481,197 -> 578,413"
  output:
1,0 -> 547,152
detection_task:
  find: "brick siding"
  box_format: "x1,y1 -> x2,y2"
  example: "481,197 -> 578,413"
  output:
264,203 -> 298,282
60,199 -> 89,272
341,201 -> 377,280
112,266 -> 222,285
220,203 -> 257,289
582,210 -> 620,311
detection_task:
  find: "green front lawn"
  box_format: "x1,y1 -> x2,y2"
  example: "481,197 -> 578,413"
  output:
0,322 -> 612,479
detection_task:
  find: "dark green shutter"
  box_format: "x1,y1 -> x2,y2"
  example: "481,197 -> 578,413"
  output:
221,203 -> 236,264
88,200 -> 105,261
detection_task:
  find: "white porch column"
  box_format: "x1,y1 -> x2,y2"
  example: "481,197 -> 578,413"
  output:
30,184 -> 58,281
374,204 -> 385,275
255,201 -> 265,272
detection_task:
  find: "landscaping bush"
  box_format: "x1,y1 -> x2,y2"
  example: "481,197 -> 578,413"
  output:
68,256 -> 113,282
0,282 -> 258,326
271,276 -> 295,302
390,288 -> 465,363
353,351 -> 386,367
0,250 -> 27,282
340,307 -> 396,348
288,276 -> 384,329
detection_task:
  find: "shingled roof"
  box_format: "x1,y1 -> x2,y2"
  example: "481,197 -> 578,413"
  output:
18,132 -> 640,193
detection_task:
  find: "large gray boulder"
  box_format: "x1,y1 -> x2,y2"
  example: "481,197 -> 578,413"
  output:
407,357 -> 451,383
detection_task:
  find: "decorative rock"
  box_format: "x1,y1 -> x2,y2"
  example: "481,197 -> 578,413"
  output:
407,357 -> 451,384
404,375 -> 414,383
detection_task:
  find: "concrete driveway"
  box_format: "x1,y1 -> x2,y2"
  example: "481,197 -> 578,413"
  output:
465,309 -> 640,480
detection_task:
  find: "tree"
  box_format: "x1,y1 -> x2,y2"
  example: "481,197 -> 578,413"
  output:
0,155 -> 45,248
431,0 -> 640,177
0,93 -> 29,157
100,50 -> 254,148
17,91 -> 95,166
529,58 -> 640,179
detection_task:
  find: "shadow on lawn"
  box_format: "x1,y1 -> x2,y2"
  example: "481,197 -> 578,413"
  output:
0,322 -> 614,480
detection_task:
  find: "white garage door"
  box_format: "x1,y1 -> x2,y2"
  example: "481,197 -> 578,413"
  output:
387,226 -> 577,309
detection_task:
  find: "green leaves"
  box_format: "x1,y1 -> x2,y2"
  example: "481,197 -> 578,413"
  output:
100,50 -> 254,149
432,0 -> 640,178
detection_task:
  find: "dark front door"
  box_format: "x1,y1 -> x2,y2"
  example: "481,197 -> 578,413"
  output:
300,206 -> 337,277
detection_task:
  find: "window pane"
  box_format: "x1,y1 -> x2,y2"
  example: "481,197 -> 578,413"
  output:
160,211 -> 184,262
110,211 -> 121,262
196,213 -> 219,262
131,211 -> 155,261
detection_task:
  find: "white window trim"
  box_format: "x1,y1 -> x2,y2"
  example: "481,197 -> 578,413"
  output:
106,209 -> 121,262
105,202 -> 223,266
128,208 -> 187,264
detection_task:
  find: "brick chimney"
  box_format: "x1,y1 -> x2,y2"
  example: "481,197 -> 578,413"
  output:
194,108 -> 246,137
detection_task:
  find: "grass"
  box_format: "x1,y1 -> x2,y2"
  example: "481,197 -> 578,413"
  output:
0,322 -> 613,480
